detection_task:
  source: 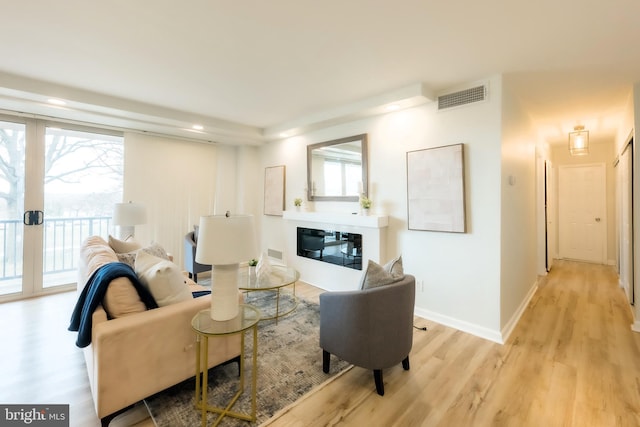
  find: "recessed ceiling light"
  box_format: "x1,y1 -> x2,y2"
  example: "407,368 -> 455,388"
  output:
192,124 -> 204,131
47,98 -> 66,106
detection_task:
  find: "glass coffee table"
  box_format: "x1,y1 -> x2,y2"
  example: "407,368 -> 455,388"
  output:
238,265 -> 300,324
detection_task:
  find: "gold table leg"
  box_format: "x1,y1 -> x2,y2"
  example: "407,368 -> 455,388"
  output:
194,325 -> 258,426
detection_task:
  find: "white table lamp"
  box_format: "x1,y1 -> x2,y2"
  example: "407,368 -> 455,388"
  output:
195,214 -> 257,321
113,201 -> 147,239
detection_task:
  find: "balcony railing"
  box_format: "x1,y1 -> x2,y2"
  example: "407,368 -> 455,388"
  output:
0,216 -> 112,282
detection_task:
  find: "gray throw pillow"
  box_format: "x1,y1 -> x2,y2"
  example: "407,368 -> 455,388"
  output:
360,260 -> 398,290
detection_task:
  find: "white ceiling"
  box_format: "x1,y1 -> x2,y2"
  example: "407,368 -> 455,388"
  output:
1,1 -> 639,145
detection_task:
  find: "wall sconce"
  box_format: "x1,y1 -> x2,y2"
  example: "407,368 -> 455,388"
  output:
568,125 -> 589,156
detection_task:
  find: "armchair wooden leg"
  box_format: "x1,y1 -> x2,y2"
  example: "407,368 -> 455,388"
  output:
373,369 -> 384,396
322,350 -> 330,373
193,273 -> 198,283
402,356 -> 410,370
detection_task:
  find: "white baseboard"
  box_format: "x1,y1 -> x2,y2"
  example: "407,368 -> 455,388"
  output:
500,280 -> 538,343
413,308 -> 503,344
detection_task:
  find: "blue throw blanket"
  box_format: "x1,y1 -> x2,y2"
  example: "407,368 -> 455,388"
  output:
68,262 -> 158,348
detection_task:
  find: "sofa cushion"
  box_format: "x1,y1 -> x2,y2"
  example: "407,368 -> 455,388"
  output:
109,235 -> 143,254
360,260 -> 402,290
102,276 -> 148,318
135,251 -> 193,307
117,242 -> 170,268
79,236 -> 147,318
79,236 -> 119,287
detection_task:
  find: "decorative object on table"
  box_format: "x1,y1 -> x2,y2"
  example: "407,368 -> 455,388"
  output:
248,258 -> 258,278
264,165 -> 286,216
195,214 -> 257,321
145,296 -> 351,427
294,197 -> 303,211
359,195 -> 372,215
406,143 -> 466,233
255,253 -> 272,279
112,201 -> 146,239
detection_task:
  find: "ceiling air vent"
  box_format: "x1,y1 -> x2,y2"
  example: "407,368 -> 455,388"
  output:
438,85 -> 487,110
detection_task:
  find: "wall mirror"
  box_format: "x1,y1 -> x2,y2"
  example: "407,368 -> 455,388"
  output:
307,133 -> 368,202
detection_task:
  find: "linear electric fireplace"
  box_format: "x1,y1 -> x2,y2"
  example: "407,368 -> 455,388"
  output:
297,227 -> 362,270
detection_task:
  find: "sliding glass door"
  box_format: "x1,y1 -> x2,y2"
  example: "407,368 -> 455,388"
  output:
0,120 -> 26,297
0,116 -> 123,300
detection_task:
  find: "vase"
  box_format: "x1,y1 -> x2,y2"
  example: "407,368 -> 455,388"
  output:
361,208 -> 370,216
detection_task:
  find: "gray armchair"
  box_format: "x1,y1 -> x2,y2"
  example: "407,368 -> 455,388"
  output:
183,230 -> 211,282
319,275 -> 416,396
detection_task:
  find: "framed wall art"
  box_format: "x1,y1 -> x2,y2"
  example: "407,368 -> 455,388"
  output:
264,165 -> 286,216
406,143 -> 466,233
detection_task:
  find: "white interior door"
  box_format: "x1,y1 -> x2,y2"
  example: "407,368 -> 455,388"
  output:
558,164 -> 606,264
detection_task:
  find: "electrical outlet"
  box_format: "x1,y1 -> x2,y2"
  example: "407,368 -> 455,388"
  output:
417,279 -> 425,292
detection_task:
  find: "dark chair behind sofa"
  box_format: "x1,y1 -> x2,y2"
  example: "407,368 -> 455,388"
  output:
319,274 -> 416,395
183,230 -> 211,282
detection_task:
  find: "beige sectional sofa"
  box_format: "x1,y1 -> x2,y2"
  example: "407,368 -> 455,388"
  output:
73,236 -> 241,426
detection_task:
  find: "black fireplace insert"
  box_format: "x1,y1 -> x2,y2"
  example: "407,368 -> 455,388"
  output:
297,227 -> 362,270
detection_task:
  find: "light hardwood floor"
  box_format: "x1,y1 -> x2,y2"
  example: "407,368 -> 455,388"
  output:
2,260 -> 640,426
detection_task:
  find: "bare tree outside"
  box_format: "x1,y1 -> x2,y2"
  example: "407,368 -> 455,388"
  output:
0,120 -> 124,292
44,127 -> 123,218
0,123 -> 123,219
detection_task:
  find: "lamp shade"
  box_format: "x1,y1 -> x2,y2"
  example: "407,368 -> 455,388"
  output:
113,202 -> 147,226
195,215 -> 257,266
196,214 -> 257,321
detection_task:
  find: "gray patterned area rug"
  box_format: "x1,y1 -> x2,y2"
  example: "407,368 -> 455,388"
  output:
145,295 -> 351,426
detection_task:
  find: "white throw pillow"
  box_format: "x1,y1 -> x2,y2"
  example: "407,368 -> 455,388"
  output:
383,255 -> 404,278
117,242 -> 170,268
109,235 -> 143,254
134,250 -> 192,307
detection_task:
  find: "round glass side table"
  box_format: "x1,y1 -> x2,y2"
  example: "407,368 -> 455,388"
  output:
191,304 -> 260,427
237,265 -> 300,324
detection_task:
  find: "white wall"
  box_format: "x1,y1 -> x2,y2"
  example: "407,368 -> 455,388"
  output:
500,76 -> 539,339
261,75 -> 505,341
632,82 -> 640,330
124,133 -> 245,266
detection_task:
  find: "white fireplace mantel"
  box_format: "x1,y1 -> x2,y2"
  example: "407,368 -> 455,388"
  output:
282,210 -> 388,229
282,210 -> 389,292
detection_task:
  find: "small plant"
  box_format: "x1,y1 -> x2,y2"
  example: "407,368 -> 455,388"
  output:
294,198 -> 303,207
360,196 -> 372,209
248,258 -> 258,267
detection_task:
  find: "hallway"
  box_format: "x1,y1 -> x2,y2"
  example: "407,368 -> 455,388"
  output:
271,260 -> 640,426
491,259 -> 640,425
